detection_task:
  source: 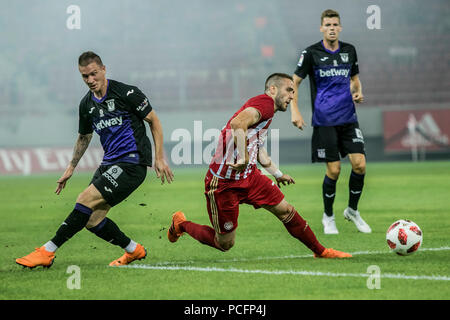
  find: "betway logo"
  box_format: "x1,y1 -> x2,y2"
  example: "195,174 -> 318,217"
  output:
319,68 -> 349,77
95,116 -> 123,131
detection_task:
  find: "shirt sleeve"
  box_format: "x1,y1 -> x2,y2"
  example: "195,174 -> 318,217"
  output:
78,100 -> 93,135
247,95 -> 274,121
122,86 -> 153,119
351,46 -> 359,77
294,48 -> 313,79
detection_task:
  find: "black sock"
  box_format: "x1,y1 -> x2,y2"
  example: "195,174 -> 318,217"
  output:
349,170 -> 365,210
87,218 -> 131,249
322,175 -> 337,217
51,203 -> 92,247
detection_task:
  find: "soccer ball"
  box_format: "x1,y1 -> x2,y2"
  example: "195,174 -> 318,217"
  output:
386,220 -> 422,256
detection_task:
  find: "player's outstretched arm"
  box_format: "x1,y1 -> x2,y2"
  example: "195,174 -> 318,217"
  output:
291,74 -> 306,130
55,133 -> 92,195
257,146 -> 295,187
144,110 -> 174,185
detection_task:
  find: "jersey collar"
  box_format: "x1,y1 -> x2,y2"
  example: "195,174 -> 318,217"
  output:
321,40 -> 340,54
91,79 -> 110,103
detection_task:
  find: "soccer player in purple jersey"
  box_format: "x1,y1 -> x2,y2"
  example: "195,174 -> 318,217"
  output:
290,10 -> 371,234
16,51 -> 174,268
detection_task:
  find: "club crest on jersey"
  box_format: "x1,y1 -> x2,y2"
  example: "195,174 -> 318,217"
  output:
106,99 -> 115,112
340,53 -> 349,63
297,50 -> 307,67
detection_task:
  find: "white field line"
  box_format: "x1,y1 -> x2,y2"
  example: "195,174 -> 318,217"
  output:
145,246 -> 450,266
123,264 -> 450,281
119,246 -> 450,281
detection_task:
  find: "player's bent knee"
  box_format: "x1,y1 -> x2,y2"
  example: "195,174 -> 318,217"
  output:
215,234 -> 235,251
329,168 -> 341,178
265,200 -> 296,222
85,216 -> 104,229
326,164 -> 341,180
218,239 -> 234,251
278,204 -> 296,223
354,166 -> 366,175
352,160 -> 366,174
85,204 -> 110,229
349,154 -> 366,174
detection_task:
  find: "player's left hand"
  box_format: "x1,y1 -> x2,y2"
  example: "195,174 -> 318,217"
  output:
276,174 -> 295,188
154,159 -> 174,185
353,92 -> 364,103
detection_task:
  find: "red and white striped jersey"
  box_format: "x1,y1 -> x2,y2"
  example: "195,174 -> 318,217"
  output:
209,94 -> 274,180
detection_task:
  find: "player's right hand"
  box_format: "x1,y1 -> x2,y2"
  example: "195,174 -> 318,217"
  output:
228,161 -> 248,173
352,92 -> 364,103
55,166 -> 74,195
154,158 -> 174,185
227,150 -> 249,172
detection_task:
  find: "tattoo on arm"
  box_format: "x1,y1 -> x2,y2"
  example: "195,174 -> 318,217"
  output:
70,133 -> 92,167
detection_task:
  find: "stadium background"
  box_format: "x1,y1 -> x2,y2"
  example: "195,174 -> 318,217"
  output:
1,0 -> 449,174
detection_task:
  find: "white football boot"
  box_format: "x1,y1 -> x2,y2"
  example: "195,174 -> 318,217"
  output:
343,207 -> 372,233
322,213 -> 339,234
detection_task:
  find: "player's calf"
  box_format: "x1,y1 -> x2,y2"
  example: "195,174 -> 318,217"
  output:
171,212 -> 233,252
265,200 -> 326,255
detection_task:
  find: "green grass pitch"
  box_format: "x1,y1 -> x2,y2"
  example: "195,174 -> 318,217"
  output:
1,161 -> 449,300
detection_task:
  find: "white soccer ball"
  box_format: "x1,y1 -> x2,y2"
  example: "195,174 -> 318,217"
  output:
386,219 -> 422,256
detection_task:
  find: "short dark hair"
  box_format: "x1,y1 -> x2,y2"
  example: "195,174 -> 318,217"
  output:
264,73 -> 293,91
321,9 -> 340,25
78,51 -> 103,67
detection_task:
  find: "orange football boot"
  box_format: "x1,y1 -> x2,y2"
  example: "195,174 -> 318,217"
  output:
314,248 -> 352,258
16,246 -> 55,269
109,243 -> 147,266
167,211 -> 186,243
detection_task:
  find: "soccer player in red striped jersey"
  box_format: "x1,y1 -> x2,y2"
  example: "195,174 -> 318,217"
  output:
168,73 -> 351,259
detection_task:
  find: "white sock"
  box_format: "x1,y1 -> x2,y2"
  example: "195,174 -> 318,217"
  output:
124,240 -> 137,253
43,241 -> 58,252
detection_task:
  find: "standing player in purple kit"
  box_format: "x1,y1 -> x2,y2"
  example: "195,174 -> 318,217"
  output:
290,10 -> 371,234
16,51 -> 174,268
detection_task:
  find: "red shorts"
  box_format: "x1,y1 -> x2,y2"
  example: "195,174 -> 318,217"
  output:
204,168 -> 284,234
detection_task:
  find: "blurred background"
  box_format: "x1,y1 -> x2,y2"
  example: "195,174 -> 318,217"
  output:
1,0 -> 449,174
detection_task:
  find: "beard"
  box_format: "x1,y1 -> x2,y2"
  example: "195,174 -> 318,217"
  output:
275,95 -> 287,112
